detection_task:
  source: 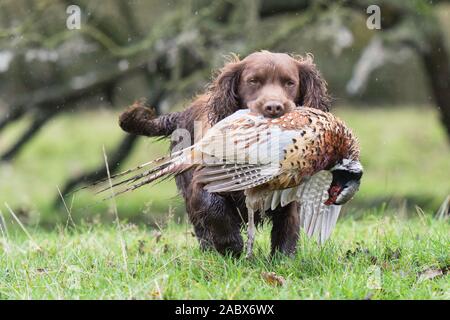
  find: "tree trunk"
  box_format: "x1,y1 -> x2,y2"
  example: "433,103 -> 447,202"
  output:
420,30 -> 450,140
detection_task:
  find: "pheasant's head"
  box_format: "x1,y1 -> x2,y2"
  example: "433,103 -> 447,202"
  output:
325,159 -> 363,205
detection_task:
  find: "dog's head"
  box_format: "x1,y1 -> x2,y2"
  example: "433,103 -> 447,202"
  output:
207,51 -> 330,124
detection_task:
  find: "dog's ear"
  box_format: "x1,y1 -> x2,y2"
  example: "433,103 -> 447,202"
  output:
295,54 -> 331,112
207,54 -> 244,124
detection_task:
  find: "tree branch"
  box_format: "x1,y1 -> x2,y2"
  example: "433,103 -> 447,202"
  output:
53,88 -> 166,208
1,113 -> 54,161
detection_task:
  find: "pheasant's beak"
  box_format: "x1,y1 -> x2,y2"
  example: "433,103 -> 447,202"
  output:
324,185 -> 342,205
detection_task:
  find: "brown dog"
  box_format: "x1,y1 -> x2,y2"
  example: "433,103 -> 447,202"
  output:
119,51 -> 330,256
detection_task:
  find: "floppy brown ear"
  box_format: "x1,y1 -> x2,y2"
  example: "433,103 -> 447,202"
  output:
296,54 -> 331,112
207,55 -> 244,124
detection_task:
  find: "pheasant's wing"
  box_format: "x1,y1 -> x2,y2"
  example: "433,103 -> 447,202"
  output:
258,171 -> 341,244
262,187 -> 298,211
198,163 -> 280,193
296,171 -> 342,244
194,112 -> 303,193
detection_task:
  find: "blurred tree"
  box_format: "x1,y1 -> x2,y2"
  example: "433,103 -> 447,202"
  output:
345,0 -> 450,139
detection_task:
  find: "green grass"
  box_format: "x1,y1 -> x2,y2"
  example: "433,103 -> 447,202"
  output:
0,214 -> 448,299
0,105 -> 449,299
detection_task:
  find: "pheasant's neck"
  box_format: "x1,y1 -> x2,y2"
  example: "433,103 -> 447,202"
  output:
319,123 -> 359,172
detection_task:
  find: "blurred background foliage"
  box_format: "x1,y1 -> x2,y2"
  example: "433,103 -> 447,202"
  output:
0,0 -> 449,226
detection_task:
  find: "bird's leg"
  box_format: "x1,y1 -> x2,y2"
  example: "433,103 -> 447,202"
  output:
246,207 -> 255,259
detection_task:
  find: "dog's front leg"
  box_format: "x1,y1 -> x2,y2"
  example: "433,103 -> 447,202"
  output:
188,184 -> 244,257
270,202 -> 300,256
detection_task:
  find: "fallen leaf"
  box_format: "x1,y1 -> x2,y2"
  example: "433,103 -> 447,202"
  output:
418,267 -> 444,282
261,271 -> 285,287
150,288 -> 162,299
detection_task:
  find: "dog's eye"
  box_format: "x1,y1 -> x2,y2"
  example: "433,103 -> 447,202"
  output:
285,80 -> 296,87
248,78 -> 259,85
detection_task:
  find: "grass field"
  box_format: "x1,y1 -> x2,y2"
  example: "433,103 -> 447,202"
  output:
0,215 -> 448,299
0,105 -> 449,299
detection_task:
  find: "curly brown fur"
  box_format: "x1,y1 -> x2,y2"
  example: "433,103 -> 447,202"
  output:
295,53 -> 331,112
119,99 -> 182,137
118,51 -> 331,256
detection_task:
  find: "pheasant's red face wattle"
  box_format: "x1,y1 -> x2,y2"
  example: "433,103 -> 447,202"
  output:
325,185 -> 342,205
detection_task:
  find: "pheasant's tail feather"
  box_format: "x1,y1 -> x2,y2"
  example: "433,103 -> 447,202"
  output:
102,162 -> 192,200
69,148 -> 189,195
79,147 -> 195,198
95,160 -> 175,195
69,160 -> 154,194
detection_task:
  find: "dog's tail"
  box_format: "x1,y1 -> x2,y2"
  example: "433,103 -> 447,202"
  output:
119,99 -> 181,137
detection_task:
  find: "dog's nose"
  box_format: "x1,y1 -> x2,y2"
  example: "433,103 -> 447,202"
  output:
263,102 -> 285,118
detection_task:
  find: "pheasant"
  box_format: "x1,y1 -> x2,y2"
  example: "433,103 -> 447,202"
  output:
94,107 -> 363,258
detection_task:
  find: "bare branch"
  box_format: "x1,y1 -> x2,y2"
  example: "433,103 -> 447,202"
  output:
1,113 -> 54,162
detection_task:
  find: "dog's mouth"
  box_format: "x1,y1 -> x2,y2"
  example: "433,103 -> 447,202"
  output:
244,99 -> 297,119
